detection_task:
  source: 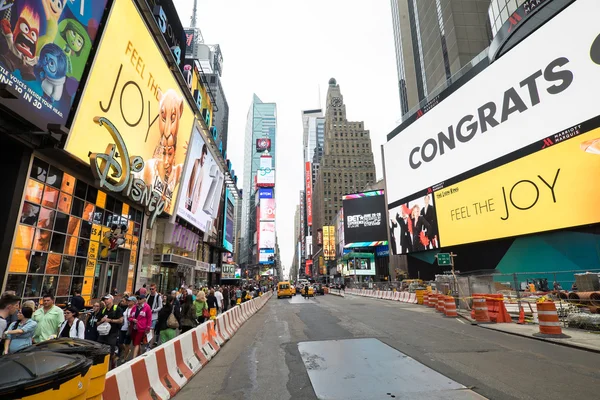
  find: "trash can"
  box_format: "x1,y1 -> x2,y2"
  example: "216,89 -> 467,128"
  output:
0,351 -> 92,399
19,338 -> 110,400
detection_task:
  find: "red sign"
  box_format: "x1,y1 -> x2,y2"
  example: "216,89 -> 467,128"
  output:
317,229 -> 323,246
306,260 -> 313,276
305,162 -> 313,226
256,138 -> 272,152
260,198 -> 276,221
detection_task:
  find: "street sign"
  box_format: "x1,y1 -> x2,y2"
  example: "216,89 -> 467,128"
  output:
437,253 -> 452,266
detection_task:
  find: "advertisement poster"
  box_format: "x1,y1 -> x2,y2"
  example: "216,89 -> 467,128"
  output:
305,162 -> 312,226
256,138 -> 271,152
65,0 -> 195,217
259,198 -> 275,221
258,188 -> 273,199
256,167 -> 275,187
176,126 -> 225,233
345,254 -> 375,276
323,225 -> 335,260
0,0 -> 107,129
259,248 -> 274,264
336,208 -> 345,257
388,192 -> 439,255
222,188 -> 234,252
342,190 -> 388,247
258,221 -> 275,249
435,119 -> 600,247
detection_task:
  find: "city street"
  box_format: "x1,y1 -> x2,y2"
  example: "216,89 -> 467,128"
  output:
175,294 -> 600,400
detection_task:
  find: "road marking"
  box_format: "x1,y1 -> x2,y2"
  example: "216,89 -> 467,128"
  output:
457,318 -> 466,324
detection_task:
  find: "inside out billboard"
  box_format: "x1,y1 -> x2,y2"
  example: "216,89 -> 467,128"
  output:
383,0 -> 600,255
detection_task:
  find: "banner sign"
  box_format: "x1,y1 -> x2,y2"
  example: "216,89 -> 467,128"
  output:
305,162 -> 312,226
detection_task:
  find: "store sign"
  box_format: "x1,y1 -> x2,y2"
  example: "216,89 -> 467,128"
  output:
196,261 -> 209,272
147,0 -> 185,69
305,162 -> 313,226
66,0 -> 194,218
167,223 -> 199,252
0,0 -> 108,130
222,264 -> 235,279
384,0 -> 600,206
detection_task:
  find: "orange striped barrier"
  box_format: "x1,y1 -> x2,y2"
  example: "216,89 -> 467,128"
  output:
534,301 -> 570,338
472,296 -> 491,323
423,293 -> 429,306
444,296 -> 458,317
429,294 -> 438,309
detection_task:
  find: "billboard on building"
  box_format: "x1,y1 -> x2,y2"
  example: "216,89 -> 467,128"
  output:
223,188 -> 235,252
0,0 -> 108,131
182,59 -> 213,127
306,235 -> 312,259
336,208 -> 345,257
175,125 -> 225,233
323,226 -> 335,260
256,138 -> 271,152
344,253 -> 376,276
258,188 -> 273,199
256,168 -> 275,187
305,259 -> 312,277
146,0 -> 186,70
259,198 -> 275,221
259,248 -> 274,264
258,221 -> 275,249
342,190 -> 388,248
388,192 -> 439,255
305,162 -> 312,226
385,0 -> 600,253
65,0 -> 195,218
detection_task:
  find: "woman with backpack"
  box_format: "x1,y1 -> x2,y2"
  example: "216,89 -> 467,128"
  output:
57,306 -> 85,339
194,291 -> 209,325
157,295 -> 177,345
180,295 -> 197,333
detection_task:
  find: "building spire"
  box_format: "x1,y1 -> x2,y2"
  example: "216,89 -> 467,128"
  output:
191,0 -> 198,27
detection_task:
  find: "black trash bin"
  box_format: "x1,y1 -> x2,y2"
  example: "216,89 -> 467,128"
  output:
19,338 -> 110,399
0,351 -> 92,399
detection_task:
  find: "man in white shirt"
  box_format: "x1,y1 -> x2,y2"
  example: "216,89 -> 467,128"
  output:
214,288 -> 224,313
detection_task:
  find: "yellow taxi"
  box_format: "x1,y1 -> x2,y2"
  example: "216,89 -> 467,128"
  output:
277,281 -> 293,298
291,286 -> 296,296
301,285 -> 315,297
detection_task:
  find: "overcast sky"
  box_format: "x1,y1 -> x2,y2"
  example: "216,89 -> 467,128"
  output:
173,0 -> 400,277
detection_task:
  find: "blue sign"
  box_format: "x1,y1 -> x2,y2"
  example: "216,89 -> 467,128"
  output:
376,245 -> 390,257
259,188 -> 273,199
259,248 -> 275,264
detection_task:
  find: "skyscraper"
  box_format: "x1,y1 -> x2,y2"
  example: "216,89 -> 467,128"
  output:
390,0 -> 492,118
240,95 -> 277,265
312,79 -> 376,275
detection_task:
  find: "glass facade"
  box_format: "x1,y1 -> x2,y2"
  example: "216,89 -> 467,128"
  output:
488,0 -> 526,35
241,95 -> 277,264
5,157 -> 142,306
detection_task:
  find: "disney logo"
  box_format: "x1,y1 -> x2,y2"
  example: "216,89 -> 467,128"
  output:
89,117 -> 166,228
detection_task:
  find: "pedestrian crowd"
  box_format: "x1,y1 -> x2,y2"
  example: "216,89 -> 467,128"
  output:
0,283 -> 267,370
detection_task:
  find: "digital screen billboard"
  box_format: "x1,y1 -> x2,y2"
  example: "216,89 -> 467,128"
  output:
258,221 -> 275,249
256,138 -> 271,152
385,0 -> 600,253
259,198 -> 275,221
343,254 -> 375,276
175,125 -> 225,233
65,0 -> 195,217
223,188 -> 235,252
256,167 -> 275,187
259,248 -> 274,264
258,188 -> 273,199
305,162 -> 312,226
388,192 -> 439,255
343,190 -> 388,248
384,0 -> 600,209
0,0 -> 108,130
323,226 -> 335,260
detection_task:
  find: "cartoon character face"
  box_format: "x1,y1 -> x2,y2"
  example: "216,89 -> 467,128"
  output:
66,29 -> 84,53
13,10 -> 40,59
43,52 -> 58,76
158,89 -> 184,176
38,43 -> 67,79
42,0 -> 65,21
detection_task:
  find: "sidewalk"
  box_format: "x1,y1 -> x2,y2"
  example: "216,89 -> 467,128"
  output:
457,310 -> 600,353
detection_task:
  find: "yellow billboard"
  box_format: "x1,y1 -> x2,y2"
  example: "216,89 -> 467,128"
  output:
323,225 -> 335,260
436,122 -> 600,247
65,0 -> 194,219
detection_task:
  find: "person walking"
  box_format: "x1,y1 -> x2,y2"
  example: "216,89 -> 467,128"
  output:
0,293 -> 21,339
2,306 -> 36,354
130,295 -> 152,359
32,294 -> 64,343
157,296 -> 177,344
194,291 -> 208,325
215,288 -> 224,314
119,296 -> 137,363
180,295 -> 197,334
235,287 -> 242,305
146,284 -> 163,347
70,290 -> 85,312
84,302 -> 102,341
206,290 -> 219,320
57,306 -> 85,339
304,285 -> 309,299
97,294 -> 124,369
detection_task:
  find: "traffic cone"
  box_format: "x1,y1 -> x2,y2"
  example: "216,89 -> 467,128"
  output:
517,306 -> 525,324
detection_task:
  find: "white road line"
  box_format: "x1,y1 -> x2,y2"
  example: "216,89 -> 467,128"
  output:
456,318 -> 466,324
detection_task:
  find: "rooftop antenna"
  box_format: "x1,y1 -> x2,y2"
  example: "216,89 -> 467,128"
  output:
318,84 -> 321,109
191,0 -> 198,27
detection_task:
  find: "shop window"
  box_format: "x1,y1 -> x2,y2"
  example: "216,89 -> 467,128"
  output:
64,236 -> 77,256
37,208 -> 55,230
58,193 -> 72,214
29,252 -> 47,274
71,277 -> 84,293
54,212 -> 69,233
24,179 -> 44,204
103,210 -> 113,227
60,256 -> 75,275
46,254 -> 61,275
134,209 -> 143,224
20,202 -> 40,226
46,166 -> 63,189
79,220 -> 92,239
9,249 -> 30,273
74,179 -> 87,200
83,202 -> 95,222
93,208 -> 103,225
114,199 -> 123,216
24,275 -> 43,298
50,233 -> 66,254
57,276 -> 71,297
77,238 -> 90,257
86,185 -> 98,204
5,274 -> 25,296
41,275 -> 58,296
30,158 -> 49,183
71,197 -> 84,218
73,258 -> 86,276
133,223 -> 141,237
42,186 -> 59,209
15,225 -> 34,249
61,173 -> 75,194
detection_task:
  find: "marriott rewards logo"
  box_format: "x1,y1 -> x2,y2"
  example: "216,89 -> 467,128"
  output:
383,0 -> 600,205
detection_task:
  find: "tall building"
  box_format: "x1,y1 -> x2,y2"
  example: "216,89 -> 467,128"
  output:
312,78 -> 376,275
240,95 -> 277,265
390,0 -> 492,117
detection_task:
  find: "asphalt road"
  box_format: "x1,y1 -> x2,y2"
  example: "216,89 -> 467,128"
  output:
175,293 -> 600,400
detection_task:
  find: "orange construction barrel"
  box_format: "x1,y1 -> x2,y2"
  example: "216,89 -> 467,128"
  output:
534,301 -> 570,338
